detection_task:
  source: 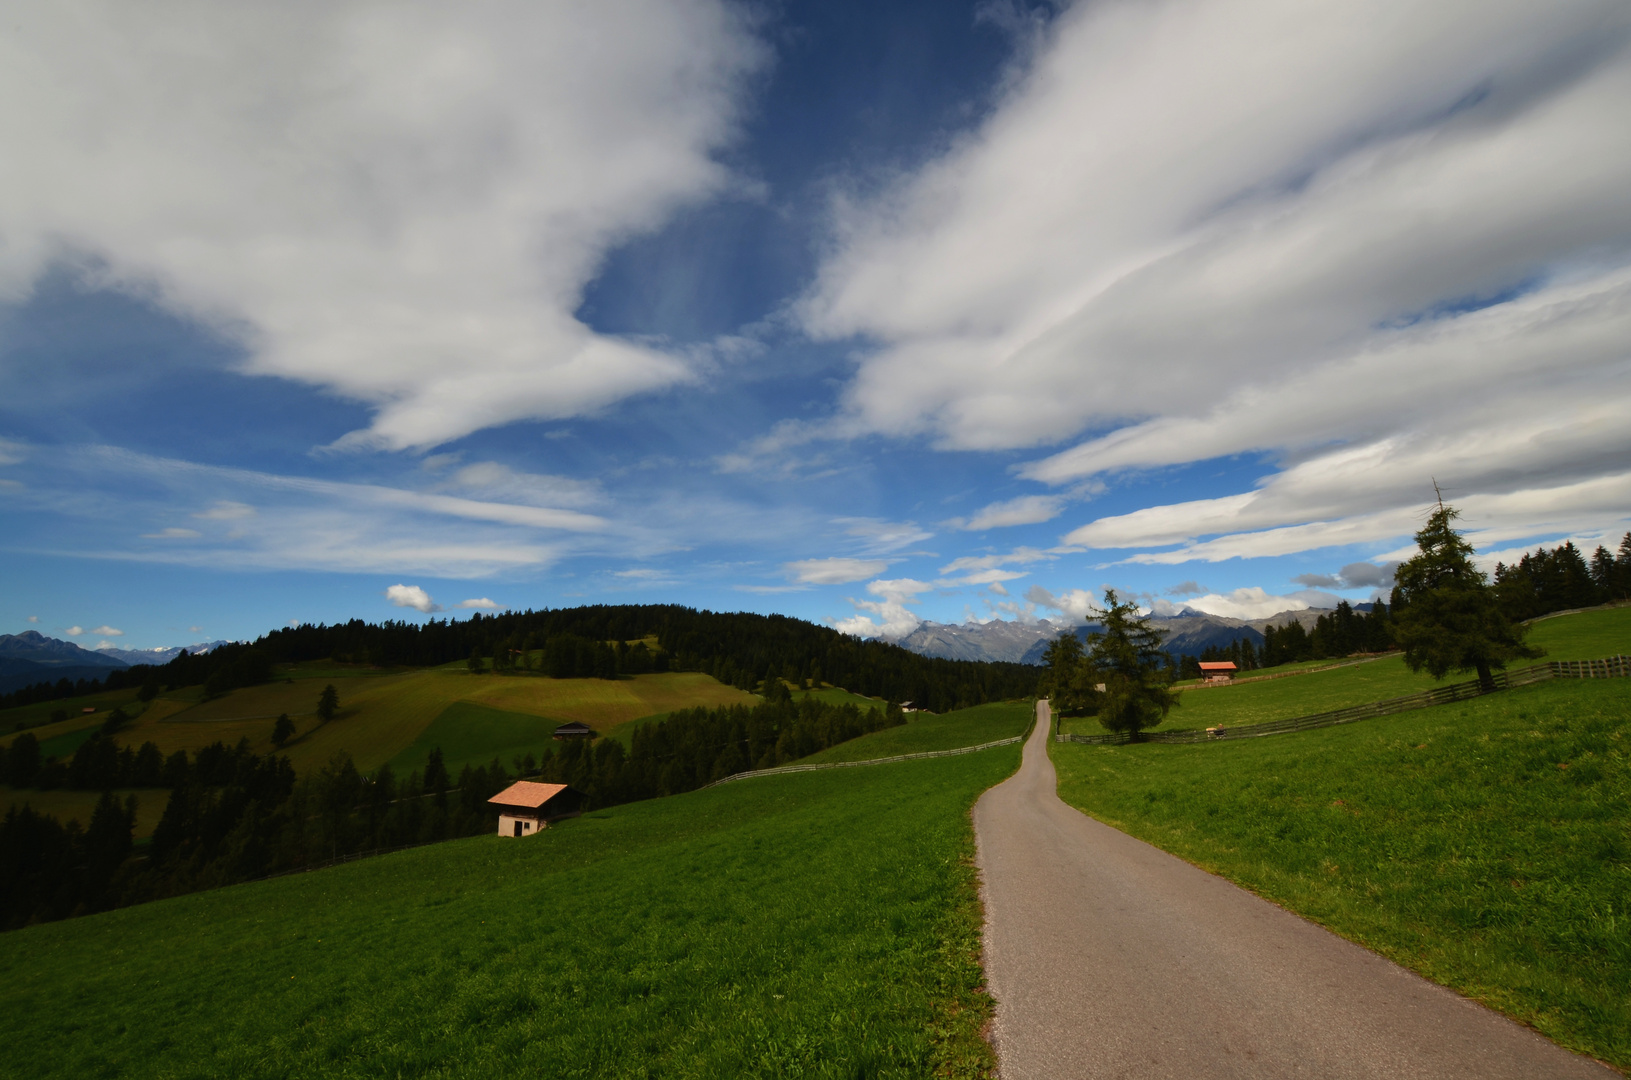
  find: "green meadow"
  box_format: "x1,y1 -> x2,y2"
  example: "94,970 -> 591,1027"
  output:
1058,603 -> 1631,736
1051,677 -> 1631,1069
798,701 -> 1033,764
0,745 -> 1017,1080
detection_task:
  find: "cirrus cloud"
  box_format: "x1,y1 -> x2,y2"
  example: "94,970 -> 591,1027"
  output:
785,557 -> 890,585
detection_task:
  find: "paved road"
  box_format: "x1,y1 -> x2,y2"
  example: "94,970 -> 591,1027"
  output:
972,701 -> 1616,1079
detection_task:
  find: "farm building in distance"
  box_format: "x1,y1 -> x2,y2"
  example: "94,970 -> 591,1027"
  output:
553,721 -> 593,740
1198,661 -> 1238,685
488,781 -> 587,837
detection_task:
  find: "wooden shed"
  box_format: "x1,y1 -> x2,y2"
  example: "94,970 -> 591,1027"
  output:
488,781 -> 587,837
553,721 -> 594,740
1198,661 -> 1238,685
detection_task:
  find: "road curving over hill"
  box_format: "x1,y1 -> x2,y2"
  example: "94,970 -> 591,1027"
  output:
972,700 -> 1616,1079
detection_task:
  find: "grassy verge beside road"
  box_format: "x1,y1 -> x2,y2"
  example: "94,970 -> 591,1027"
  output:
0,744 -> 1016,1079
797,700 -> 1033,764
1051,678 -> 1630,1069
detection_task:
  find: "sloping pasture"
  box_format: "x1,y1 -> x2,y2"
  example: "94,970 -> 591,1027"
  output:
0,744 -> 1018,1079
1052,677 -> 1631,1069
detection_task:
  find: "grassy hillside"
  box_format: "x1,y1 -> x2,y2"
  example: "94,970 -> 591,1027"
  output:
3,666 -> 755,769
1051,677 -> 1630,1069
0,745 -> 1019,1079
797,701 -> 1034,765
1060,604 -> 1631,736
1525,603 -> 1631,658
387,701 -> 559,776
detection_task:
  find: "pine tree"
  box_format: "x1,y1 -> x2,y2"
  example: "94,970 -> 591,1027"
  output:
317,684 -> 339,723
1081,590 -> 1179,738
1391,497 -> 1540,691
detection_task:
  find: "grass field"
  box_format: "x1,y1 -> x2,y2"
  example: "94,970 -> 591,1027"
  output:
1060,604 -> 1631,736
388,701 -> 563,776
1051,677 -> 1631,1069
0,745 -> 1019,1079
798,701 -> 1034,764
1525,603 -> 1631,658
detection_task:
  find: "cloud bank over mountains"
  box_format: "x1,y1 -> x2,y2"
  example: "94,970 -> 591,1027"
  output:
801,0 -> 1631,563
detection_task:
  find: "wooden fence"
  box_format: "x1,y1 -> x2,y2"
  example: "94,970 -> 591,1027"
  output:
1057,657 -> 1630,747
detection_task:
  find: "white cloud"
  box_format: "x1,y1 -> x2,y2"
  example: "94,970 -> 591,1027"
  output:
90,625 -> 123,636
64,626 -> 84,636
193,501 -> 257,521
438,462 -> 603,510
385,584 -> 440,613
455,597 -> 505,610
1023,585 -> 1102,622
955,495 -> 1064,530
1082,471 -> 1631,566
27,615 -> 38,623
833,578 -> 934,640
939,547 -> 1054,575
189,625 -> 203,633
799,0 -> 1631,565
1292,562 -> 1399,590
835,518 -> 934,555
0,2 -> 766,451
0,437 -> 26,466
785,557 -> 890,585
142,527 -> 202,539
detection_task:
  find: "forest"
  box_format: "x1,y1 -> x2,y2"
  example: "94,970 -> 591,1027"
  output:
2,604 -> 1038,712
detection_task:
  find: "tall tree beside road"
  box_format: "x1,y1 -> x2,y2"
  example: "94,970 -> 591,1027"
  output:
1083,590 -> 1180,738
1040,631 -> 1087,727
1391,498 -> 1540,691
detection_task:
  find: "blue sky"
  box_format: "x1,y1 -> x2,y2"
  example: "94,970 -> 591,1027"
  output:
3,0 -> 1630,651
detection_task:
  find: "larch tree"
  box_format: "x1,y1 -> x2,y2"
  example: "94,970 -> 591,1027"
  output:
1389,496 -> 1540,691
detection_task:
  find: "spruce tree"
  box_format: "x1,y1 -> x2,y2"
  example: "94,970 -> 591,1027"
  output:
1390,498 -> 1540,691
317,684 -> 339,723
1081,589 -> 1179,738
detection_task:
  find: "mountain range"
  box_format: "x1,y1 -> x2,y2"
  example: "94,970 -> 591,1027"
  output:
893,607 -> 1336,666
0,632 -> 230,695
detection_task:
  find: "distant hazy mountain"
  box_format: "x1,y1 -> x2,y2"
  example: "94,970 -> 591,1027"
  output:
895,619 -> 1079,663
0,630 -> 130,695
0,631 -> 129,669
0,632 -> 236,695
95,640 -> 233,666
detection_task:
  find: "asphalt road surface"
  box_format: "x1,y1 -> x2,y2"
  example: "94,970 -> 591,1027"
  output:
972,700 -> 1617,1079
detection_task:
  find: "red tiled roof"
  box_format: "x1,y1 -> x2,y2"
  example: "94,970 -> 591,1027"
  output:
1197,662 -> 1238,672
488,781 -> 570,809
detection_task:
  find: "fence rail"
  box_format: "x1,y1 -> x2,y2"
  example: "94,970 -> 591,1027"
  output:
703,733 -> 1026,788
1057,657 -> 1629,747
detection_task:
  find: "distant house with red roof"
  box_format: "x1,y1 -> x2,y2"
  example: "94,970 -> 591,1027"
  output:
488,780 -> 587,837
1198,661 -> 1238,685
